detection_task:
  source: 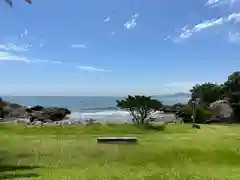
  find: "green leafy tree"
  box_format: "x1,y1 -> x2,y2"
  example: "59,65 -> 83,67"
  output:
116,95 -> 163,124
189,83 -> 223,107
176,106 -> 213,124
223,71 -> 240,100
223,71 -> 240,120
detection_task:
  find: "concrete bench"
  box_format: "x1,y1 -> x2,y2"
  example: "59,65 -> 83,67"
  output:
97,137 -> 138,143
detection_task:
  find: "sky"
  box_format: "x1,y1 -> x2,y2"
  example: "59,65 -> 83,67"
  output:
0,0 -> 239,96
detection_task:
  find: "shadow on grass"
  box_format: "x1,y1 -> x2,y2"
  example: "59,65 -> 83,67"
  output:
0,151 -> 41,179
0,166 -> 39,179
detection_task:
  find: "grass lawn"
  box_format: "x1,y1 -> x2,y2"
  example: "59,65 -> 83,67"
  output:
1,124 -> 240,180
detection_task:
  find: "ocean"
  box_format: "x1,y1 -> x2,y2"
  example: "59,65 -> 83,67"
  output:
1,95 -> 188,123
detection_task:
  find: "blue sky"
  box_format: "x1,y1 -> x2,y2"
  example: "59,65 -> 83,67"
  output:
0,0 -> 239,96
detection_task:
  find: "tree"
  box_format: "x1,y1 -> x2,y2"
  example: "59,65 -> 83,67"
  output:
116,95 -> 163,124
223,71 -> 240,100
189,83 -> 223,107
4,0 -> 32,8
223,71 -> 240,120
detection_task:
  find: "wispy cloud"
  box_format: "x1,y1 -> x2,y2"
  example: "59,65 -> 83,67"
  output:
1,29 -> 107,73
124,13 -> 139,30
0,51 -> 109,72
0,51 -> 33,63
76,66 -> 109,72
228,31 -> 240,42
104,17 -> 110,22
205,0 -> 240,7
164,36 -> 171,41
174,12 -> 240,41
0,28 -> 46,52
20,28 -> 29,37
71,44 -> 87,49
0,43 -> 31,52
228,12 -> 240,23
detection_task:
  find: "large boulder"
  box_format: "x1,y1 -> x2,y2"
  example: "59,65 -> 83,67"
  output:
209,100 -> 233,119
29,107 -> 71,122
27,105 -> 44,112
42,107 -> 71,121
1,99 -> 26,118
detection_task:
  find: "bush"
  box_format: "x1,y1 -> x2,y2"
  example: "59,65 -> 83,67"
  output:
177,106 -> 192,123
195,108 -> 213,123
177,106 -> 213,124
231,102 -> 240,120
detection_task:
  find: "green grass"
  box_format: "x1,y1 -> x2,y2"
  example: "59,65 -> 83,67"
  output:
1,124 -> 240,179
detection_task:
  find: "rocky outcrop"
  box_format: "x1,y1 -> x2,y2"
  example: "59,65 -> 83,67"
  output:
27,107 -> 71,122
0,98 -> 71,123
2,101 -> 26,118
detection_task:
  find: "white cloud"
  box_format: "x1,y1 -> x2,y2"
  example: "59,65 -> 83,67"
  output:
228,32 -> 240,42
0,51 -> 33,63
104,17 -> 110,22
205,0 -> 240,7
227,12 -> 240,23
124,13 -> 139,29
0,51 -> 109,72
0,43 -> 30,52
179,18 -> 224,39
71,44 -> 87,49
76,66 -> 109,72
175,12 -> 240,41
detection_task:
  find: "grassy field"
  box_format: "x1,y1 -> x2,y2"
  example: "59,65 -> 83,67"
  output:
1,124 -> 240,180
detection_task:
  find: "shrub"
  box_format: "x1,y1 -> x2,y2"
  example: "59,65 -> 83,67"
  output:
177,106 -> 213,124
231,102 -> 240,121
195,108 -> 213,123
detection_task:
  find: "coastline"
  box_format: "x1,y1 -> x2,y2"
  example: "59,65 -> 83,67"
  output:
0,111 -> 178,124
0,96 -> 179,124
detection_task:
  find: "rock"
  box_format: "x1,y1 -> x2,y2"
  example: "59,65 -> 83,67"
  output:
42,107 -> 71,121
26,105 -> 44,112
0,98 -> 71,123
2,100 -> 26,118
28,107 -> 71,122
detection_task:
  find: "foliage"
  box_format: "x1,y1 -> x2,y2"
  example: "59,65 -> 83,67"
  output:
222,72 -> 240,119
189,83 -> 223,107
231,102 -> 240,120
177,106 -> 213,124
223,71 -> 240,97
4,0 -> 32,8
116,95 -> 163,124
176,106 -> 192,123
195,108 -> 213,123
